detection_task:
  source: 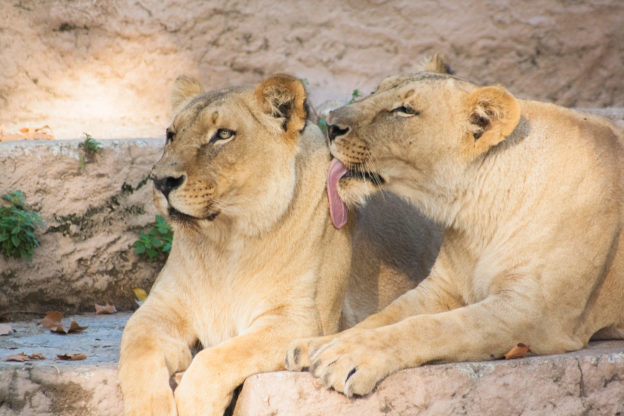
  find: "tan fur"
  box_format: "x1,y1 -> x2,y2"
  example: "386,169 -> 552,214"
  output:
285,72 -> 624,398
118,74 -> 441,416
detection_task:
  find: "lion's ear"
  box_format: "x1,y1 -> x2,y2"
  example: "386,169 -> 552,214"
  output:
255,74 -> 307,139
463,85 -> 521,153
171,75 -> 204,114
423,53 -> 453,74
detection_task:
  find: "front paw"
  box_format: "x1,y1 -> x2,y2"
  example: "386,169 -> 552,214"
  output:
121,365 -> 177,416
174,366 -> 231,416
285,333 -> 338,371
308,330 -> 396,398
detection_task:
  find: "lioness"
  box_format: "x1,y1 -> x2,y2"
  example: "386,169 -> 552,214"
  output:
285,71 -> 624,398
119,74 -> 440,415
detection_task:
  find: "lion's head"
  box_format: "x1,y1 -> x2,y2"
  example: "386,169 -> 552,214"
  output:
151,74 -> 309,236
325,72 -> 520,222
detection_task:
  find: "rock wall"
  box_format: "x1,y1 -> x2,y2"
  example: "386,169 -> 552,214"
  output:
1,0 -> 623,139
0,139 -> 164,315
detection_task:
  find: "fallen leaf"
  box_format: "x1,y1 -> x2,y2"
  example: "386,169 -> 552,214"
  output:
57,353 -> 87,361
29,353 -> 46,360
0,125 -> 55,141
41,311 -> 64,331
95,303 -> 117,314
2,352 -> 46,362
133,288 -> 147,301
41,312 -> 87,334
0,323 -> 12,336
504,343 -> 530,360
2,352 -> 30,362
67,319 -> 88,333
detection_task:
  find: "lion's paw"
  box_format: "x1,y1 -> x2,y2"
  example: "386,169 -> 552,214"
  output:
285,333 -> 339,371
307,330 -> 396,398
174,367 -> 231,416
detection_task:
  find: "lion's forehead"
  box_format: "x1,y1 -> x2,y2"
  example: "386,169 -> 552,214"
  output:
173,86 -> 252,130
376,72 -> 454,93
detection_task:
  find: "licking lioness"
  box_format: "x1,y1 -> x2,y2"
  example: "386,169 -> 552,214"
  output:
286,71 -> 624,398
118,74 -> 440,415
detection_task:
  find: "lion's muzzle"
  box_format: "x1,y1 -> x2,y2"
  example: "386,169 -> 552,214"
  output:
153,175 -> 186,199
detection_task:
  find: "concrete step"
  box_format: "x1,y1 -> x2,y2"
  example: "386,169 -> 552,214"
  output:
2,313 -> 623,415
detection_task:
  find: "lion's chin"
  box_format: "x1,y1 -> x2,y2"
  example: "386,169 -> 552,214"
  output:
337,176 -> 383,207
167,206 -> 220,223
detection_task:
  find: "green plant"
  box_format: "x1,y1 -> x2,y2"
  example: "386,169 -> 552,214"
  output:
348,89 -> 361,104
0,191 -> 44,261
79,132 -> 102,168
133,215 -> 173,259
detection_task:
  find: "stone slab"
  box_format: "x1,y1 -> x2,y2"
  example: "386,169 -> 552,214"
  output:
235,341 -> 624,416
0,313 -> 129,416
2,313 -> 623,415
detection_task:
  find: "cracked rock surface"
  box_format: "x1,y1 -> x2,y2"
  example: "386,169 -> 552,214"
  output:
236,341 -> 624,416
2,315 -> 623,416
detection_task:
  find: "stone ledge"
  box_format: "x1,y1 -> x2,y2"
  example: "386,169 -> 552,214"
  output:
0,313 -> 128,416
236,341 -> 624,416
2,314 -> 623,415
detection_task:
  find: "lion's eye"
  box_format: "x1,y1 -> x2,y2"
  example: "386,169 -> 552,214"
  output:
391,106 -> 419,117
211,128 -> 236,143
166,129 -> 175,143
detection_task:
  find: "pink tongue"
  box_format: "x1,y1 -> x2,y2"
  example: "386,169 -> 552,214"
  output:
327,158 -> 348,229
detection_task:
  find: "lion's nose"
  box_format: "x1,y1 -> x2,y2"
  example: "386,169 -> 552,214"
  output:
153,175 -> 185,199
327,124 -> 351,143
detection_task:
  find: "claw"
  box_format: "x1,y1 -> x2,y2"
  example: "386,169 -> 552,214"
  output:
345,367 -> 357,382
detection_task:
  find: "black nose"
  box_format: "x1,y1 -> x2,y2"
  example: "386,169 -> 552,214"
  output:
327,124 -> 351,142
153,175 -> 185,198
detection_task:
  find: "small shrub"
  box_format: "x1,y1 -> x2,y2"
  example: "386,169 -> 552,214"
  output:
348,89 -> 361,104
0,191 -> 44,261
133,215 -> 173,259
79,132 -> 102,168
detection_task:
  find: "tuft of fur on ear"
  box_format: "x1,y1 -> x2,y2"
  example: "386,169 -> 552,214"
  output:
421,53 -> 454,75
171,75 -> 204,114
463,85 -> 521,154
255,74 -> 307,139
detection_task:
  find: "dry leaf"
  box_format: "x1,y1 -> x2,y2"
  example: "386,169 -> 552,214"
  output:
0,323 -> 12,336
504,343 -> 530,360
2,352 -> 30,362
133,288 -> 147,301
29,353 -> 46,360
2,352 -> 46,362
41,311 -> 64,331
67,319 -> 88,333
0,125 -> 55,142
57,353 -> 87,361
95,303 -> 117,314
41,312 -> 87,334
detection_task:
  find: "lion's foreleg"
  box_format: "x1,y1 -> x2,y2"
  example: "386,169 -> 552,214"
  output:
305,292 -> 545,397
119,304 -> 193,416
174,316 -> 317,416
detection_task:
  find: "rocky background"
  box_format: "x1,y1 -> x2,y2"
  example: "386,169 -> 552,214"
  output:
1,0 -> 623,139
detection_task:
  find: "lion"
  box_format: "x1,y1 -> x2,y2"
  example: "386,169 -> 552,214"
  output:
285,70 -> 624,398
118,73 -> 441,416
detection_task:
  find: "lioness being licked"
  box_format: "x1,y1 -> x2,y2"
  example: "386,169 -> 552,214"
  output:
118,73 -> 440,416
285,70 -> 624,398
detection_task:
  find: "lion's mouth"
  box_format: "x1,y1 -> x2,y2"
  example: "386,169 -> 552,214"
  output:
327,158 -> 384,229
343,169 -> 385,185
168,206 -> 220,222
